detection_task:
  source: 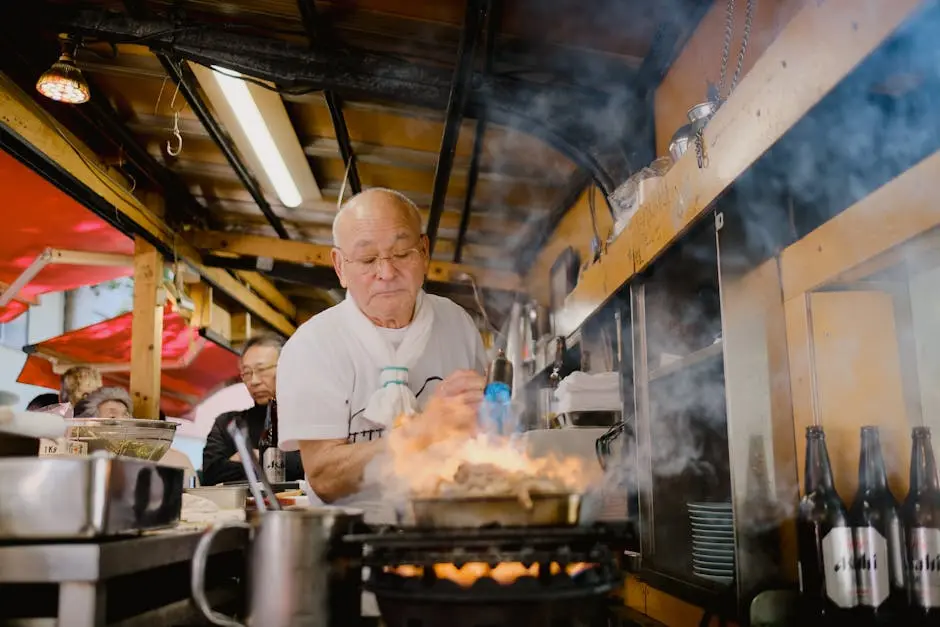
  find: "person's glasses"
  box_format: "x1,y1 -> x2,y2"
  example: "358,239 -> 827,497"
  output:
340,247 -> 424,276
240,363 -> 276,382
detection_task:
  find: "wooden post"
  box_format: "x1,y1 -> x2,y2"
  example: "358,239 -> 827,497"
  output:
129,237 -> 164,419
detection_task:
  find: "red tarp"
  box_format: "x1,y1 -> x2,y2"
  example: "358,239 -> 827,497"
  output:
0,150 -> 133,321
17,308 -> 241,418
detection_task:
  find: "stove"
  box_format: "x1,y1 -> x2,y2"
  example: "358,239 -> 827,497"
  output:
345,523 -> 634,627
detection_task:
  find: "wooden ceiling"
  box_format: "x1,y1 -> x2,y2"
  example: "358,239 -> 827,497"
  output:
0,0 -> 710,326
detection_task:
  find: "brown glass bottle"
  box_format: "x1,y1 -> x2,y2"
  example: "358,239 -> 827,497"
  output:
849,426 -> 908,624
797,425 -> 858,624
903,426 -> 940,625
259,400 -> 285,483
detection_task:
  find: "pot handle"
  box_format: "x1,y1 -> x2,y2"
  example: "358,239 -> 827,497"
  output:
191,520 -> 252,627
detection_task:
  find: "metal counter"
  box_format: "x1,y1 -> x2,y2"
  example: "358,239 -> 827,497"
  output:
0,527 -> 248,627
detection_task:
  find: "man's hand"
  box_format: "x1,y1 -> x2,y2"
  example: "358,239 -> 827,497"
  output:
431,369 -> 485,409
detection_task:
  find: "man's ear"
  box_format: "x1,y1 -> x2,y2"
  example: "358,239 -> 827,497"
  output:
330,248 -> 347,288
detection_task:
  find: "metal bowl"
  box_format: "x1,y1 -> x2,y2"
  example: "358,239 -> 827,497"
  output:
65,418 -> 177,460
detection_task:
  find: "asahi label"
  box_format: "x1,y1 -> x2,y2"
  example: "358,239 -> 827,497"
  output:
262,447 -> 285,483
910,527 -> 940,608
853,526 -> 889,607
822,527 -> 858,608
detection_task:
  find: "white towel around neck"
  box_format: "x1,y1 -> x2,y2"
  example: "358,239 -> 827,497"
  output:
345,290 -> 436,430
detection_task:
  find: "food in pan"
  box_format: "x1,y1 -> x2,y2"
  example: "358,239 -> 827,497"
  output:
433,462 -> 570,508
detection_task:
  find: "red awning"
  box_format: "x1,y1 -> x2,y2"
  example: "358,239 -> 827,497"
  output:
16,308 -> 241,418
0,150 -> 133,321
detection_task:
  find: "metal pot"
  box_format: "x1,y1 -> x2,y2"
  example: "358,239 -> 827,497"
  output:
669,124 -> 693,162
409,493 -> 581,528
687,100 -> 718,126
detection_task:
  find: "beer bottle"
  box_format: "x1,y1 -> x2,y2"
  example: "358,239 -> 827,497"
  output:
797,425 -> 857,623
903,426 -> 940,625
849,426 -> 907,624
259,400 -> 285,483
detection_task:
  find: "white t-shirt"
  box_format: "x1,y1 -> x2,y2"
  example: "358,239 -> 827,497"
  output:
277,293 -> 487,520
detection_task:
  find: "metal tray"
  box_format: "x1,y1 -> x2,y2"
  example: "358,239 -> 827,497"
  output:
0,455 -> 184,539
410,493 -> 581,528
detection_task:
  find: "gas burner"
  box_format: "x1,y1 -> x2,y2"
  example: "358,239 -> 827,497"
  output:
345,523 -> 631,627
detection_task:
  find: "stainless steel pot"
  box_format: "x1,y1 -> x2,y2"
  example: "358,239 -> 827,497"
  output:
410,493 -> 581,528
687,100 -> 718,126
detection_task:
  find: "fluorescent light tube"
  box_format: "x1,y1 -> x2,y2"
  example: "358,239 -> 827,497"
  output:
210,66 -> 303,208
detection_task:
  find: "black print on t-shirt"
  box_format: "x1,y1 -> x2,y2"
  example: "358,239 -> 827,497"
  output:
345,376 -> 443,444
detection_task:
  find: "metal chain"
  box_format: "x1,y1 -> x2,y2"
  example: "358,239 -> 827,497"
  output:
716,0 -> 735,101
730,0 -> 756,94
695,125 -> 708,169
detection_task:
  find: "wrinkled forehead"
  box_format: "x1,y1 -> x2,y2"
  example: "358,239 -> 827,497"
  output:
339,195 -> 422,252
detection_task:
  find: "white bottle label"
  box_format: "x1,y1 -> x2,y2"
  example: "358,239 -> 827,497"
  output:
822,527 -> 858,608
262,447 -> 285,483
910,527 -> 940,609
853,526 -> 890,607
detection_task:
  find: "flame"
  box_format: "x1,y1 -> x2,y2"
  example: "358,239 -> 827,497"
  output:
383,396 -> 597,499
386,562 -> 595,587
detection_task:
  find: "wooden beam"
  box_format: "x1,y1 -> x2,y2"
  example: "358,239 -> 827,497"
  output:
780,150 -> 940,300
0,73 -> 299,336
201,266 -> 297,337
230,311 -> 252,344
235,271 -> 298,320
553,0 -> 926,337
129,237 -> 163,419
190,230 -> 522,292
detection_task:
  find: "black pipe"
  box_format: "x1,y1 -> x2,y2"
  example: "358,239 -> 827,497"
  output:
426,0 -> 488,256
295,0 -> 362,196
158,56 -> 292,240
453,0 -> 499,264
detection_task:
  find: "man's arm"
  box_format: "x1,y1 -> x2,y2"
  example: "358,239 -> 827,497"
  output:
298,438 -> 385,502
201,417 -> 247,486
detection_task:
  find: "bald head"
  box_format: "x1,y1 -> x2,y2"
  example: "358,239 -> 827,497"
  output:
332,188 -> 423,249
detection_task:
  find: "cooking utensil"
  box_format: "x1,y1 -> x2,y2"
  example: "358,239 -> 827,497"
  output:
225,414 -> 281,513
687,101 -> 718,126
192,506 -> 365,627
0,456 -> 183,539
410,493 -> 580,528
65,418 -> 177,460
185,485 -> 249,510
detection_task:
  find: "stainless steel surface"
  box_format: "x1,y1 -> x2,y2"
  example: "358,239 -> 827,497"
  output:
186,485 -> 249,509
192,506 -> 364,627
410,493 -> 580,527
226,415 -> 281,512
669,124 -> 692,162
631,283 -> 655,557
0,528 -> 247,627
716,212 -> 800,600
65,418 -> 177,461
0,456 -> 183,539
687,100 -> 718,126
556,410 -> 619,428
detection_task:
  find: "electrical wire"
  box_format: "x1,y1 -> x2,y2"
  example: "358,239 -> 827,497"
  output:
466,273 -> 502,338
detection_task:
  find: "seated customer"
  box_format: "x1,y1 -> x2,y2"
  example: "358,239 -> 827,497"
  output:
201,334 -> 303,485
75,386 -> 132,418
60,366 -> 102,406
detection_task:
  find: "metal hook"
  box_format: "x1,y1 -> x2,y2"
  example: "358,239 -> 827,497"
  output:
167,110 -> 183,157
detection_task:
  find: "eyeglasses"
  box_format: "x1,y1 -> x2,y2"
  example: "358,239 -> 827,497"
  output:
240,363 -> 276,381
340,247 -> 424,276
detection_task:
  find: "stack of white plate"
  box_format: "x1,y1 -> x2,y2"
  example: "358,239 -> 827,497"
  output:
689,501 -> 735,584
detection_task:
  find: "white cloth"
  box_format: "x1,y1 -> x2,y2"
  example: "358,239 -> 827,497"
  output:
554,371 -> 622,413
345,290 -> 435,430
277,291 -> 487,524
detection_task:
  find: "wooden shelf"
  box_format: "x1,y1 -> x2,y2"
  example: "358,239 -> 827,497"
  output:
648,340 -> 723,382
552,0 -> 924,339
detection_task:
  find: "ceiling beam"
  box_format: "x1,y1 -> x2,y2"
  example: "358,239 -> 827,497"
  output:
53,8 -> 640,194
454,0 -> 500,264
426,0 -> 487,257
190,230 -> 521,292
158,56 -> 292,240
295,0 -> 362,197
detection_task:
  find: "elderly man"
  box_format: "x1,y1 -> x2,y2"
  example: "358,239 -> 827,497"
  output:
278,188 -> 487,522
202,334 -> 304,486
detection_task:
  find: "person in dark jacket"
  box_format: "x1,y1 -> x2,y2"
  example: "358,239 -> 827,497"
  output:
201,334 -> 303,485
